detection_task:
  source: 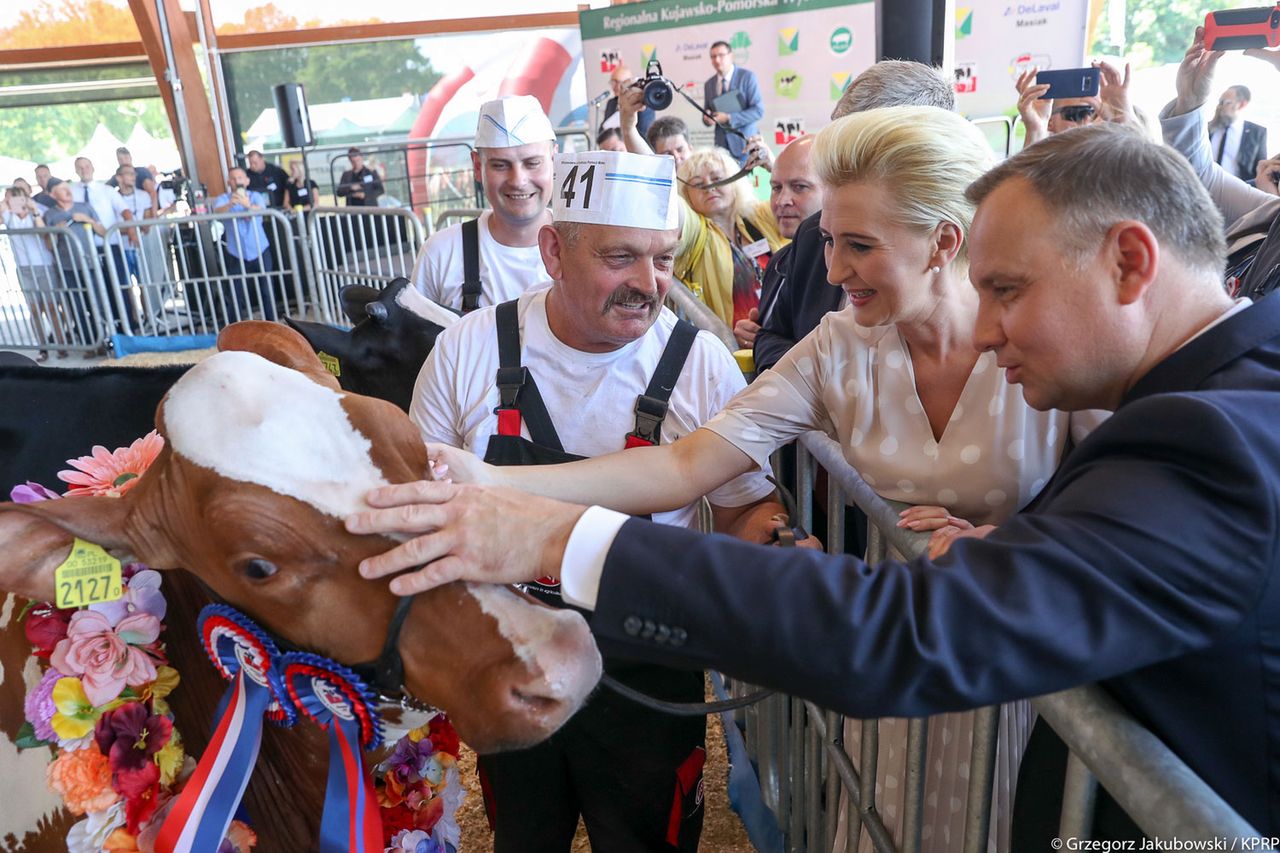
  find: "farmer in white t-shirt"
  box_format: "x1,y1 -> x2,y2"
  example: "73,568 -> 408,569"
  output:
410,95 -> 556,312
409,150 -> 801,852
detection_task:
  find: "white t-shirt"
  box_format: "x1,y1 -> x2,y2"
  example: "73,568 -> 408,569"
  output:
411,287 -> 775,529
2,209 -> 54,267
410,210 -> 550,311
117,189 -> 154,223
703,308 -> 1103,526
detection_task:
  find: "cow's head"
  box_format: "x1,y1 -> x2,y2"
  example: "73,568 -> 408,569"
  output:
0,322 -> 601,753
285,278 -> 458,412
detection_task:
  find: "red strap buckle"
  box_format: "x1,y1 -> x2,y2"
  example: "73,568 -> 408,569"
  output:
625,434 -> 654,449
496,408 -> 522,437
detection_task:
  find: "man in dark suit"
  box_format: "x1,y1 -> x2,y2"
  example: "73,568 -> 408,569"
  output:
702,40 -> 763,166
1208,84 -> 1268,182
353,123 -> 1279,840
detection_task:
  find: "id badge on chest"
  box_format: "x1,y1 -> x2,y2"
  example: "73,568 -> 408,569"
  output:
743,238 -> 770,259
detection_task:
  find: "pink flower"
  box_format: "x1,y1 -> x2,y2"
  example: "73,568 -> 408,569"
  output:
51,611 -> 160,706
10,481 -> 61,503
58,432 -> 165,498
24,668 -> 61,742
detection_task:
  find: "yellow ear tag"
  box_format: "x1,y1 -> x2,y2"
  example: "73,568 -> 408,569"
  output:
54,538 -> 123,609
317,351 -> 342,377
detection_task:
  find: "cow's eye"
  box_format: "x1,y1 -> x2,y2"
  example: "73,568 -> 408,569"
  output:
241,558 -> 278,580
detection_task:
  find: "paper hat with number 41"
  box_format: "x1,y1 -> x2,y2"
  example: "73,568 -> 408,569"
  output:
552,151 -> 679,231
475,95 -> 556,149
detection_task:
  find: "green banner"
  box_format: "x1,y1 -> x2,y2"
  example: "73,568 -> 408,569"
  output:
579,0 -> 871,40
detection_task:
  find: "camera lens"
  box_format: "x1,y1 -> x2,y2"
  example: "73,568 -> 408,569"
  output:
644,79 -> 673,111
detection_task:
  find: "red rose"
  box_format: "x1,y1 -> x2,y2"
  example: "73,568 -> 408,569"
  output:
25,606 -> 73,657
428,716 -> 459,757
380,802 -> 417,843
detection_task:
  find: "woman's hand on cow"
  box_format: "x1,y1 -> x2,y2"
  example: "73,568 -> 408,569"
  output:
347,481 -> 587,596
897,505 -> 971,533
928,523 -> 997,560
425,442 -> 496,485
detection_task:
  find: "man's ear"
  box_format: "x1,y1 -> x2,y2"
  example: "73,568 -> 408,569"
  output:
1108,220 -> 1160,306
539,223 -> 566,282
217,321 -> 341,391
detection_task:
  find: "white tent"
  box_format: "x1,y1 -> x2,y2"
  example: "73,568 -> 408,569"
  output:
124,123 -> 181,172
0,154 -> 38,185
49,123 -> 127,180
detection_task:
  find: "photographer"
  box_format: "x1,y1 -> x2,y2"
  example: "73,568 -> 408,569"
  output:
211,167 -> 277,322
617,84 -> 784,343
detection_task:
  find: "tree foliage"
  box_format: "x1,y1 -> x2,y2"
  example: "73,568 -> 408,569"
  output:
223,38 -> 442,148
0,0 -> 140,48
1090,0 -> 1211,68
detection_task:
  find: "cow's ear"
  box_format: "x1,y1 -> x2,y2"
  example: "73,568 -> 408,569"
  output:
339,284 -> 383,325
0,497 -> 142,603
218,321 -> 341,391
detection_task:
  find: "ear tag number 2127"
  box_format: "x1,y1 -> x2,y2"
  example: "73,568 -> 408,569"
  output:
55,538 -> 123,609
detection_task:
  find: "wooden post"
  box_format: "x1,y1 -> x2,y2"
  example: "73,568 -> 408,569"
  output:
127,0 -> 225,197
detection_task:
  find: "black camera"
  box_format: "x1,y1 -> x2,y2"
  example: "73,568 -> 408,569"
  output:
632,59 -> 675,111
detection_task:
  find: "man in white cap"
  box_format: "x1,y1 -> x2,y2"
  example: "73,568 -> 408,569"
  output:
411,94 -> 556,313
408,150 -> 798,851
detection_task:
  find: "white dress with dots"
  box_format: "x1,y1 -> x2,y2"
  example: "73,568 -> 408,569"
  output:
703,307 -> 1100,853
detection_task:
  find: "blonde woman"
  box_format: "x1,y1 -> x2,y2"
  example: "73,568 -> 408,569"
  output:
429,106 -> 1101,850
675,146 -> 785,338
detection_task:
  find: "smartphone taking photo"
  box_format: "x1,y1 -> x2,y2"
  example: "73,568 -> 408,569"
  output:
1204,4 -> 1280,51
1035,68 -> 1102,100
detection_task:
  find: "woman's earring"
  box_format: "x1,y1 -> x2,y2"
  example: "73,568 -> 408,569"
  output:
930,266 -> 941,274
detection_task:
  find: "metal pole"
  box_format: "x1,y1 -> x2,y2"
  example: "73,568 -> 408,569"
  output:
154,0 -> 201,191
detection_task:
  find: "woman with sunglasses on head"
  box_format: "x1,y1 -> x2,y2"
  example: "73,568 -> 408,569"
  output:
1014,65 -> 1103,147
425,105 -> 1106,852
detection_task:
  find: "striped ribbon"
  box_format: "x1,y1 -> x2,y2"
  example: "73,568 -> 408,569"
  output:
283,653 -> 385,853
155,606 -> 293,853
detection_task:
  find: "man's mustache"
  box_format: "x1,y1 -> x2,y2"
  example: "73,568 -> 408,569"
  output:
602,287 -> 660,314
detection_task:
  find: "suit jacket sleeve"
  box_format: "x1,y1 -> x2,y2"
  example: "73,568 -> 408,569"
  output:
1161,102 -> 1273,225
589,393 -> 1275,718
730,69 -> 765,130
335,169 -> 354,198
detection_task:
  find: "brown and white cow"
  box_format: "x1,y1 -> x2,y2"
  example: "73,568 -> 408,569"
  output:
0,323 -> 602,767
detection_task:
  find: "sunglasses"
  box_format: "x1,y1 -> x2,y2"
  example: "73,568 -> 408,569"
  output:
1054,105 -> 1097,123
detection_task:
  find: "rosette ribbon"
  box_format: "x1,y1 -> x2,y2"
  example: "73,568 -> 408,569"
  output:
282,652 -> 386,853
156,605 -> 295,853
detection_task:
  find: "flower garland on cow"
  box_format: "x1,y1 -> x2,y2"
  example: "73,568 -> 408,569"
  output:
14,433 -> 464,853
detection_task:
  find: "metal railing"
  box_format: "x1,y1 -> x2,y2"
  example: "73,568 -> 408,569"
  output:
307,205 -> 424,326
724,430 -> 1273,852
100,209 -> 308,339
325,138 -> 481,219
0,224 -> 117,352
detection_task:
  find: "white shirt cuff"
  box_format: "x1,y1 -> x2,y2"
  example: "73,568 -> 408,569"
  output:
559,505 -> 630,611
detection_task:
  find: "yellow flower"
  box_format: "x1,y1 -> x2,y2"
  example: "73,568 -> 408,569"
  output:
51,678 -> 99,741
140,667 -> 180,716
405,724 -> 432,743
155,733 -> 185,786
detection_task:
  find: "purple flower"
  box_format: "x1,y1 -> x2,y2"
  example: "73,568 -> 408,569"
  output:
383,735 -> 436,784
90,569 -> 166,626
24,668 -> 60,742
10,482 -> 60,503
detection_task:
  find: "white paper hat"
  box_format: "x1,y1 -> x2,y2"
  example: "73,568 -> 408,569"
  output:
552,151 -> 678,231
474,95 -> 556,149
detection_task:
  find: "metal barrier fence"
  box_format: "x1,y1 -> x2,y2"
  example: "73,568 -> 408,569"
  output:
99,209 -> 308,338
307,205 -> 424,326
0,223 -> 119,353
723,430 -> 1272,852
